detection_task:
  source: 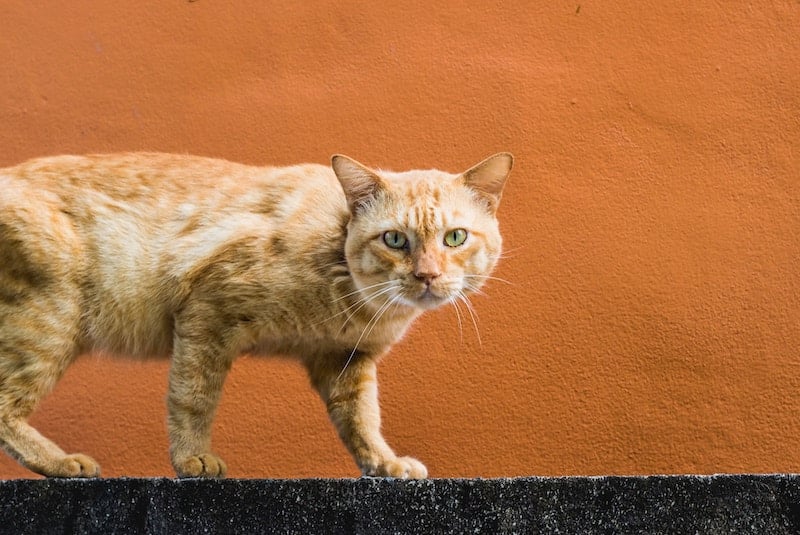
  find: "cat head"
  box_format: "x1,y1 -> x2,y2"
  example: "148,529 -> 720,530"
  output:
332,153 -> 512,311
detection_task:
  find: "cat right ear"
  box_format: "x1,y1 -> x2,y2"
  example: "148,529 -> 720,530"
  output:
461,152 -> 514,214
331,155 -> 385,214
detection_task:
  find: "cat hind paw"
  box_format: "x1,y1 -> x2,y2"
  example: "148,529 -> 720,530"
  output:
46,453 -> 101,478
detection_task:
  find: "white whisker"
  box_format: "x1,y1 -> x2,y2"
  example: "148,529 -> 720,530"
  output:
491,246 -> 524,259
312,282 -> 398,328
465,286 -> 487,298
338,285 -> 397,317
450,298 -> 464,344
332,280 -> 398,303
333,285 -> 397,335
458,291 -> 482,348
462,274 -> 514,286
363,295 -> 400,342
337,293 -> 399,380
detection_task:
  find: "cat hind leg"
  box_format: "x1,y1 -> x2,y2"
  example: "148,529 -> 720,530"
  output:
0,419 -> 100,478
0,295 -> 100,478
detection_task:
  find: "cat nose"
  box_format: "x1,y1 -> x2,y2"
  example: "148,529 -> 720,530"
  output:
413,250 -> 441,285
413,268 -> 441,285
414,273 -> 440,286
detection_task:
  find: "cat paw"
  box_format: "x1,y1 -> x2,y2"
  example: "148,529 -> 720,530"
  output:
364,456 -> 428,479
174,453 -> 227,478
50,453 -> 101,478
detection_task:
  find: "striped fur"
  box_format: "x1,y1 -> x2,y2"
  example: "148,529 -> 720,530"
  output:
0,152 -> 512,478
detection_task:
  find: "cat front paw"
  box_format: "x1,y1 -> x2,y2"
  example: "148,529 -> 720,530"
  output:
363,456 -> 428,479
174,453 -> 227,478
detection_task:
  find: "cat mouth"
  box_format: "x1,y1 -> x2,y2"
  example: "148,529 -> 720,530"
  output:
412,287 -> 449,309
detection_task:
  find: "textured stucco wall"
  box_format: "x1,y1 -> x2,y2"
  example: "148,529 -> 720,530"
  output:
0,2 -> 798,478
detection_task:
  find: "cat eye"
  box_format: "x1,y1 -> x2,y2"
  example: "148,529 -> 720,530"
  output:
383,230 -> 408,250
444,228 -> 468,247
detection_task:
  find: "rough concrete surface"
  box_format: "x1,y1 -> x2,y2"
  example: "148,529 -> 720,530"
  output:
2,475 -> 800,534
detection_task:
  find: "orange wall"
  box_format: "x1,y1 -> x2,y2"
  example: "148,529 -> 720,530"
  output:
1,2 -> 798,479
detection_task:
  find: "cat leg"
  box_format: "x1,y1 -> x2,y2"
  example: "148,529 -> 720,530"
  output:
167,322 -> 233,478
0,296 -> 100,477
309,355 -> 428,479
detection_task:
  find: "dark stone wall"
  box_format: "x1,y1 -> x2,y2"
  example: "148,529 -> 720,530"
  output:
2,475 -> 800,534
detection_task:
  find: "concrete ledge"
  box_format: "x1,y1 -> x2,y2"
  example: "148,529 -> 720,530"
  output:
2,475 -> 800,533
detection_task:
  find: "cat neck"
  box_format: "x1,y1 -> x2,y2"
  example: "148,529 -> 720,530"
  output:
328,272 -> 422,351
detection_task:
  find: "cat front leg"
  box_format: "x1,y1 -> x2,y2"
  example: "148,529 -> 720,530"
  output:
167,321 -> 234,478
308,353 -> 428,479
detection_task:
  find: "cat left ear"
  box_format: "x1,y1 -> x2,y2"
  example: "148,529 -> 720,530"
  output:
332,155 -> 386,214
461,152 -> 513,214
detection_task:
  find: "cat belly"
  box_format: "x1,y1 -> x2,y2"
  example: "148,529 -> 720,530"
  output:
82,293 -> 175,358
81,221 -> 177,358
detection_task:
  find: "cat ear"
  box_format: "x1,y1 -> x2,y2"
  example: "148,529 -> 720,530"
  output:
331,155 -> 386,214
461,152 -> 513,214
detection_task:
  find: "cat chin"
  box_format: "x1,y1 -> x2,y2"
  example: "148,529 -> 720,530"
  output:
402,291 -> 451,311
414,299 -> 448,311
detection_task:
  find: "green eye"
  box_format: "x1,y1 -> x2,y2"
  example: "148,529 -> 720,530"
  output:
444,228 -> 468,247
383,230 -> 408,249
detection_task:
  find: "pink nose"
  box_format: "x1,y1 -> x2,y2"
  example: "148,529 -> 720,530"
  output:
414,272 -> 440,285
413,250 -> 441,285
413,266 -> 441,285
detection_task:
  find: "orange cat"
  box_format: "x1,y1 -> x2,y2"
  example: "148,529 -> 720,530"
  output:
0,152 -> 512,478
